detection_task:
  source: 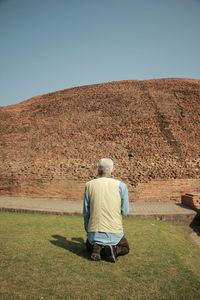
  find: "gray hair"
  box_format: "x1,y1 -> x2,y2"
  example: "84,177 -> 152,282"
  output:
98,158 -> 114,175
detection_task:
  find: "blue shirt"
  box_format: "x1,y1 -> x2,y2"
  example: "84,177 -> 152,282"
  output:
83,180 -> 129,245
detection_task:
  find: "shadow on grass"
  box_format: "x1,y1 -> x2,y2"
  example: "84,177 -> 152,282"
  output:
50,235 -> 90,260
190,213 -> 200,237
176,204 -> 200,237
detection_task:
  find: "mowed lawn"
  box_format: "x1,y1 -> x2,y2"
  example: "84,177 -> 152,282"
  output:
0,212 -> 200,300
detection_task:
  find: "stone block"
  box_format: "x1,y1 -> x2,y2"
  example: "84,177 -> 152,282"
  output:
181,193 -> 200,211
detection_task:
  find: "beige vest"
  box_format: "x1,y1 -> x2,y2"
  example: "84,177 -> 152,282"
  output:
86,177 -> 123,233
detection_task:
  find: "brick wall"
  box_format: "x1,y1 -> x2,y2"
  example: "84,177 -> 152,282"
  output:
0,178 -> 85,200
1,177 -> 199,203
132,178 -> 200,202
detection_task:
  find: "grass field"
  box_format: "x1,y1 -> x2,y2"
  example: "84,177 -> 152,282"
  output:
0,212 -> 200,300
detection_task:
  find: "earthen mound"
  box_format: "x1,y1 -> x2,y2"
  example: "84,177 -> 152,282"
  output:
0,78 -> 200,201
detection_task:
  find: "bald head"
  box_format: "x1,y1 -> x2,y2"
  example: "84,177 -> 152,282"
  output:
98,158 -> 114,175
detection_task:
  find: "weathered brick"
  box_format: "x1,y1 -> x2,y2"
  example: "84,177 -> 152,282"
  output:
0,79 -> 200,201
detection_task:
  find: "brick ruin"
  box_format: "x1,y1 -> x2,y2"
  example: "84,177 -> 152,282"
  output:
0,78 -> 200,202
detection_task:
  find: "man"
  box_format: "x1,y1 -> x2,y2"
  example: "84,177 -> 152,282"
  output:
83,158 -> 130,262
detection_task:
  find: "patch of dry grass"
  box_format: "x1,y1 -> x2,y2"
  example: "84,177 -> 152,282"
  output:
0,212 -> 200,299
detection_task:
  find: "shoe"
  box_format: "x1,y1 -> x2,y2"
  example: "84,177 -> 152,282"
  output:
104,245 -> 117,263
91,243 -> 102,261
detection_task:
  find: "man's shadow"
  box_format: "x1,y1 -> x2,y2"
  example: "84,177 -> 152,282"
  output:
50,235 -> 89,260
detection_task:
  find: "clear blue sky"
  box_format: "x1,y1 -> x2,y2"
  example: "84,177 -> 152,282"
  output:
0,0 -> 200,106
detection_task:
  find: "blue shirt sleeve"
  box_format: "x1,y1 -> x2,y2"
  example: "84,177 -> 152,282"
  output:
83,187 -> 90,232
119,182 -> 129,216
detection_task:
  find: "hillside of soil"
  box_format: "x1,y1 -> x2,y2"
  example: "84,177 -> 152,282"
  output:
0,78 -> 200,200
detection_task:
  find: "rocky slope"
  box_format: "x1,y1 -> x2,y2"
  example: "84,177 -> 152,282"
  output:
0,78 -> 200,200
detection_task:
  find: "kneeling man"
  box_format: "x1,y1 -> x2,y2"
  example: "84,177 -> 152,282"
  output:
83,158 -> 130,262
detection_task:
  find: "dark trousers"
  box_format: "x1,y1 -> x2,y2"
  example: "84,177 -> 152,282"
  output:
86,236 -> 130,257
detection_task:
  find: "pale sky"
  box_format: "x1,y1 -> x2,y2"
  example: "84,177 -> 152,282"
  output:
0,0 -> 200,106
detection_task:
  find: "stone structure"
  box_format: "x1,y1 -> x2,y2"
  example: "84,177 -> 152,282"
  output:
0,78 -> 200,201
182,193 -> 200,211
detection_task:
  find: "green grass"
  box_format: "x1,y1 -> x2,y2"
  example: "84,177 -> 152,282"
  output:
0,212 -> 200,300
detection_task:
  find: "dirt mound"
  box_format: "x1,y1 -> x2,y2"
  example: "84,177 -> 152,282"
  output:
0,78 -> 200,200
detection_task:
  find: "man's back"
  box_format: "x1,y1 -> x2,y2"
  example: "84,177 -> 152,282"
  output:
86,176 -> 123,233
83,158 -> 130,262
